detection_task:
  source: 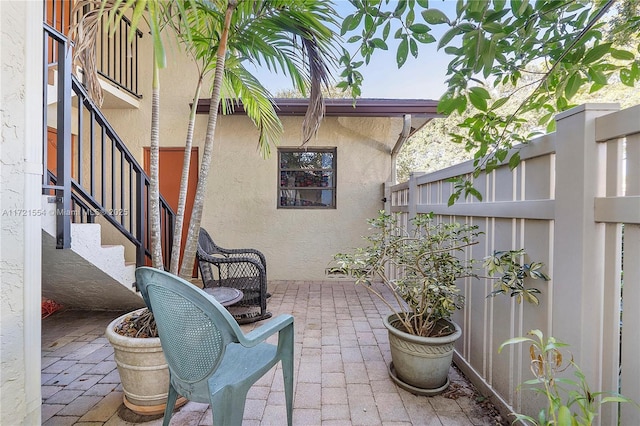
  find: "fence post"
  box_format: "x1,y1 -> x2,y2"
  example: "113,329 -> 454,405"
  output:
552,103 -> 619,418
407,172 -> 423,233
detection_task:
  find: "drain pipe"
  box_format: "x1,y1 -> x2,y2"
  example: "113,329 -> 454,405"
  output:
390,114 -> 412,184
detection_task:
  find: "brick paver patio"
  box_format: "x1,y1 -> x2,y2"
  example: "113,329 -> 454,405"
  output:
42,280 -> 507,425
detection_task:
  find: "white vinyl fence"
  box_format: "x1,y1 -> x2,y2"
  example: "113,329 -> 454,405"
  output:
386,103 -> 640,425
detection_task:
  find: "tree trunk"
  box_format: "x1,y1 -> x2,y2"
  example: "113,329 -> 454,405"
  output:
149,60 -> 163,268
179,0 -> 236,278
169,76 -> 203,275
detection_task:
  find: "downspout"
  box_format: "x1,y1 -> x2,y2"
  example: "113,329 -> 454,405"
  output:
391,114 -> 412,184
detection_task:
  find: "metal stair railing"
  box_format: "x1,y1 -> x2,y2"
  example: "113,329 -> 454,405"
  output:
43,22 -> 175,269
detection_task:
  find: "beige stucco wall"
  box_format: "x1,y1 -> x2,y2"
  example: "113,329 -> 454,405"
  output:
100,24 -> 405,281
1,1 -> 43,424
204,114 -> 402,280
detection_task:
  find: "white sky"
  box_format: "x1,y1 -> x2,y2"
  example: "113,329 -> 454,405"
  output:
251,0 -> 458,100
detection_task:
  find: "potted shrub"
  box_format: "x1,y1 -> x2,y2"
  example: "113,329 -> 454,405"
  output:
105,308 -> 187,416
333,211 -> 481,395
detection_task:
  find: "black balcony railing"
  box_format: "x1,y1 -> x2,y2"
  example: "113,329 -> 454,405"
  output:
44,23 -> 174,268
97,13 -> 143,98
44,0 -> 142,99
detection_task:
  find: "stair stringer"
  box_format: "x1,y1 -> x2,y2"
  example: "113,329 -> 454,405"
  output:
41,196 -> 145,311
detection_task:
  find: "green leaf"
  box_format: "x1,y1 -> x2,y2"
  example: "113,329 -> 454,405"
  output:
347,35 -> 362,43
382,21 -> 391,40
601,395 -> 633,403
371,38 -> 389,50
508,152 -> 520,170
422,9 -> 450,25
409,38 -> 418,58
341,15 -> 355,36
620,68 -> 635,87
482,22 -> 503,33
447,192 -> 459,207
466,186 -> 483,201
414,32 -> 436,44
438,93 -> 461,115
485,8 -> 510,22
557,406 -> 572,426
490,97 -> 509,110
394,0 -> 407,17
564,72 -> 581,99
456,0 -> 465,18
611,49 -> 635,61
587,68 -> 608,85
498,336 -> 533,353
409,23 -> 430,34
468,87 -> 490,110
469,86 -> 491,99
437,93 -> 467,115
406,10 -> 415,27
483,40 -> 496,78
417,0 -> 429,7
438,26 -> 462,50
397,38 -> 409,67
582,43 -> 611,64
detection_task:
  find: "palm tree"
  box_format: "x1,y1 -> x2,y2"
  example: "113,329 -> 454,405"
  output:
176,0 -> 339,278
72,0 -> 340,275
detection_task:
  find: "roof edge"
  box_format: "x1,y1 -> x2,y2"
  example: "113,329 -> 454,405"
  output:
196,98 -> 442,118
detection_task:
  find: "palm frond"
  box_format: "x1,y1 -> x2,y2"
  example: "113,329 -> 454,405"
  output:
301,36 -> 331,145
222,60 -> 284,158
228,0 -> 339,144
70,0 -> 115,106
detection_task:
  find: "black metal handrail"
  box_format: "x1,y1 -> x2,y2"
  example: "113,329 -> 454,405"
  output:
44,23 -> 174,268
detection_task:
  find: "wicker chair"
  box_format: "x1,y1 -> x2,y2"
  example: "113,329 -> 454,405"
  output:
197,228 -> 271,324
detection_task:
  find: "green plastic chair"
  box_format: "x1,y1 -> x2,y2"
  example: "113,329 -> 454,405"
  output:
134,267 -> 294,426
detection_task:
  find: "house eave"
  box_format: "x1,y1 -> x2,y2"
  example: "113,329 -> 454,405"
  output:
196,98 -> 442,119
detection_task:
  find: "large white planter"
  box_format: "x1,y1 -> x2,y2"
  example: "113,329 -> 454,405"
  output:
106,309 -> 185,415
384,314 -> 462,396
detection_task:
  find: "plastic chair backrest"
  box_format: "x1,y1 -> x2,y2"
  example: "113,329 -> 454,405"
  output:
135,267 -> 242,384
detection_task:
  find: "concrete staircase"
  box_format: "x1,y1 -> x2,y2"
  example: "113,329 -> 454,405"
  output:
41,196 -> 145,311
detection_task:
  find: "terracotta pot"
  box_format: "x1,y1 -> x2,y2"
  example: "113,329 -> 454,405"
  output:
105,309 -> 186,415
383,314 -> 462,396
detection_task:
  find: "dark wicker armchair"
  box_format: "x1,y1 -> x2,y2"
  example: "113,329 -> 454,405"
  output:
197,228 -> 272,324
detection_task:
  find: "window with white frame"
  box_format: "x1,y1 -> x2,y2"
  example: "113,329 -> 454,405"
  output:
278,148 -> 336,209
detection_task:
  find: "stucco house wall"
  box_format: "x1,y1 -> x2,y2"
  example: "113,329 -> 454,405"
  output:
101,28 -> 407,280
202,114 -> 402,280
1,2 -> 43,424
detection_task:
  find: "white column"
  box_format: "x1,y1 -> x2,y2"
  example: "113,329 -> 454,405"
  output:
0,1 -> 43,424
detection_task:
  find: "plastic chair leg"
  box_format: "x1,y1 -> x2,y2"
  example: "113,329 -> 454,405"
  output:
162,384 -> 179,426
281,330 -> 294,426
211,386 -> 247,426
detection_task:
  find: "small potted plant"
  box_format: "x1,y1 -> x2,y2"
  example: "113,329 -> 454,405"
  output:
333,210 -> 481,395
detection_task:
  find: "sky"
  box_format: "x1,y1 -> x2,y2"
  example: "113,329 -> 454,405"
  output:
251,0 -> 459,100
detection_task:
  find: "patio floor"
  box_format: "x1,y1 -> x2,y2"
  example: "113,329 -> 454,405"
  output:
41,280 -> 508,425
